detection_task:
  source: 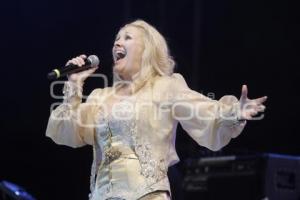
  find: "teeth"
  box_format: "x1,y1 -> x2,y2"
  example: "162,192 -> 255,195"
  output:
114,49 -> 126,61
116,50 -> 124,54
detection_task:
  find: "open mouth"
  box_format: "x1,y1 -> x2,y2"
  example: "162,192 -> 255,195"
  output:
114,49 -> 126,62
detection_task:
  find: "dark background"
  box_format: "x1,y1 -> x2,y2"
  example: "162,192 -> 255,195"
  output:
0,0 -> 299,199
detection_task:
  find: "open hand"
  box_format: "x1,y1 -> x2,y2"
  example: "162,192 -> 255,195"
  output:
239,85 -> 267,120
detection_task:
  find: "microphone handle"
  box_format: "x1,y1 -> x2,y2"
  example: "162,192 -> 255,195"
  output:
47,59 -> 92,80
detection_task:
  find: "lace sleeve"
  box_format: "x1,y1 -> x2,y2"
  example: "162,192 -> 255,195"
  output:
46,82 -> 100,147
171,73 -> 246,151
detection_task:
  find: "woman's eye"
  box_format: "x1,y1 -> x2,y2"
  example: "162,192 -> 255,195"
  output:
125,35 -> 132,40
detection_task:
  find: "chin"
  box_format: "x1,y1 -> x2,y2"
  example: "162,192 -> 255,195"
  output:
113,66 -> 124,78
113,64 -> 122,72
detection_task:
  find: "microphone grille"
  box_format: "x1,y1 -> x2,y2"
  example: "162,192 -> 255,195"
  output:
88,55 -> 100,67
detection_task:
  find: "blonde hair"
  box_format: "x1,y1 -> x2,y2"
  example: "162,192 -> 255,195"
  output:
113,20 -> 175,91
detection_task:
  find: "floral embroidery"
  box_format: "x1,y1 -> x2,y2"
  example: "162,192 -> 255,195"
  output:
128,122 -> 167,186
51,103 -> 73,120
62,81 -> 83,103
104,147 -> 122,164
89,98 -> 169,200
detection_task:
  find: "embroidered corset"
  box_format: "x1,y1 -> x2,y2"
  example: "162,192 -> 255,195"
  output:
89,99 -> 169,200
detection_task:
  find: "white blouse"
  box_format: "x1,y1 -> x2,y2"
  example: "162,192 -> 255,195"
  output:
46,73 -> 246,199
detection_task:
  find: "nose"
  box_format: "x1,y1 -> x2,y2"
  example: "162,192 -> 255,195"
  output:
114,39 -> 122,48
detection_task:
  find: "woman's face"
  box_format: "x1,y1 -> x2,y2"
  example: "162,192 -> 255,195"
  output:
112,26 -> 145,81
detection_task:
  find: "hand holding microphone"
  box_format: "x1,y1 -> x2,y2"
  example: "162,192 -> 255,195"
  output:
47,54 -> 99,83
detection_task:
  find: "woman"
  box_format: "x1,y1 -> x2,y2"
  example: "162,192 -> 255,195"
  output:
46,20 -> 267,200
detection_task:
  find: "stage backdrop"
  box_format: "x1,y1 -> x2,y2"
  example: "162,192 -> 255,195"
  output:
0,0 -> 298,199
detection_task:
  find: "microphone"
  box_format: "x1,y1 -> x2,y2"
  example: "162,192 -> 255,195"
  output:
47,55 -> 100,80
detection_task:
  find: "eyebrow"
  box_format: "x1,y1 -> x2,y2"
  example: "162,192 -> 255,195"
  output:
115,30 -> 133,40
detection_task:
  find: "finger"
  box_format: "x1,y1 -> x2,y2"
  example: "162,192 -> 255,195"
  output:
79,54 -> 87,59
79,57 -> 86,66
249,110 -> 258,118
66,60 -> 72,66
255,96 -> 268,104
76,57 -> 85,66
69,58 -> 80,66
78,55 -> 87,66
79,66 -> 98,77
79,65 -> 98,74
74,57 -> 85,66
240,85 -> 248,100
86,66 -> 98,74
242,107 -> 257,119
243,112 -> 252,120
256,105 -> 266,112
245,115 -> 252,120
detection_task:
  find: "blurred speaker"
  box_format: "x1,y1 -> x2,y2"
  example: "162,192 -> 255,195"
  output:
0,181 -> 36,200
182,153 -> 300,200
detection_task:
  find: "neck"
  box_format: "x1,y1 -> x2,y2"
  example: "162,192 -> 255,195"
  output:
113,70 -> 157,94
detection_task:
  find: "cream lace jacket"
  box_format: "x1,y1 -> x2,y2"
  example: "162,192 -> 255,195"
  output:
46,73 -> 246,199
